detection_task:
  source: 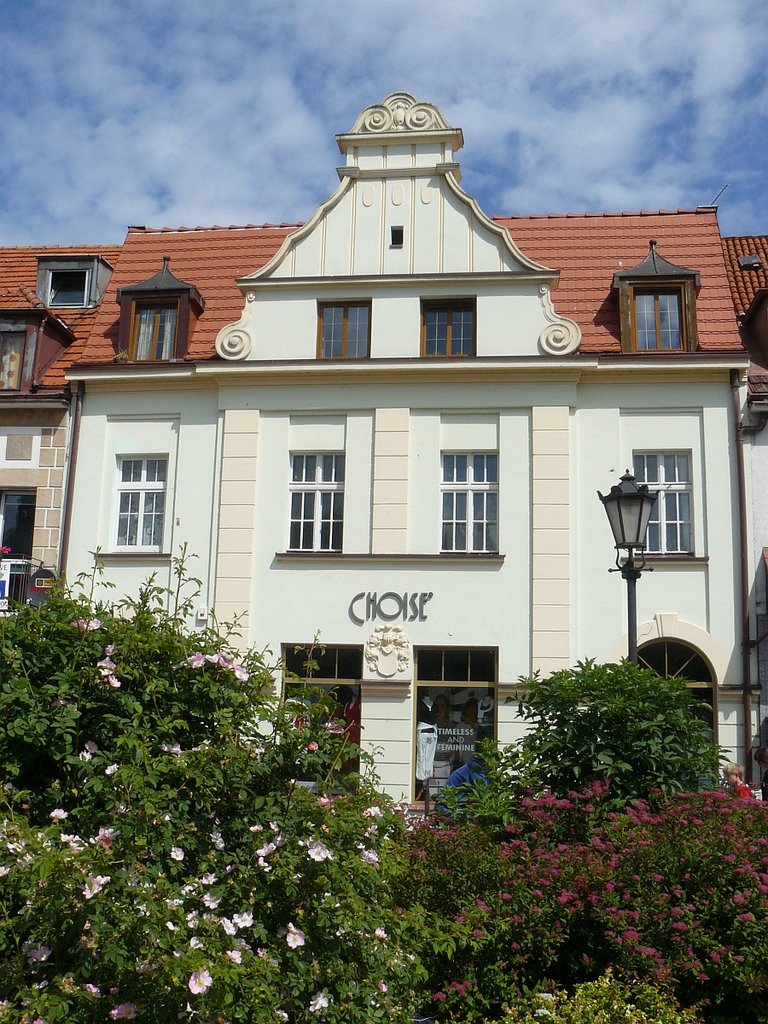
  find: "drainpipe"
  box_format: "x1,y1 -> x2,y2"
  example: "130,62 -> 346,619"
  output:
59,381 -> 84,577
730,369 -> 768,782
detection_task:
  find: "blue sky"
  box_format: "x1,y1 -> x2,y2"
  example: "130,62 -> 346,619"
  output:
2,0 -> 767,246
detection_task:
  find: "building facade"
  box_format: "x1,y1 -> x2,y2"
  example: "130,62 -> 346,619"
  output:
0,245 -> 117,606
63,93 -> 755,800
722,234 -> 768,754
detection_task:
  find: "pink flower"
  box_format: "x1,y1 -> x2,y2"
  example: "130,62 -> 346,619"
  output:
363,806 -> 384,819
49,808 -> 68,821
374,928 -> 388,939
226,950 -> 242,963
83,873 -> 110,899
188,969 -> 213,994
286,922 -> 305,948
309,991 -> 330,1013
306,841 -> 332,862
109,1004 -> 137,1020
307,741 -> 319,752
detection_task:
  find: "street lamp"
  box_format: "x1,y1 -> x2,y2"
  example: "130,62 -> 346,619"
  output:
597,470 -> 658,663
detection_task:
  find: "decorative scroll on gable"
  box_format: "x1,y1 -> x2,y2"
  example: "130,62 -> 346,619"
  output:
349,92 -> 452,135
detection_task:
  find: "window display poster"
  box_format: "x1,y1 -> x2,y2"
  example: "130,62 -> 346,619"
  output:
414,686 -> 494,799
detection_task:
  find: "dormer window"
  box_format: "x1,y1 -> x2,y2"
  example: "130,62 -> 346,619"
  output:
634,289 -> 683,350
49,270 -> 88,307
613,241 -> 699,353
116,257 -> 204,363
132,302 -> 179,361
36,256 -> 113,309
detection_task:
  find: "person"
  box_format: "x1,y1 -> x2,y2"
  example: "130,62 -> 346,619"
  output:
755,746 -> 768,801
723,762 -> 752,798
433,693 -> 452,727
460,697 -> 479,726
443,754 -> 487,790
434,755 -> 487,817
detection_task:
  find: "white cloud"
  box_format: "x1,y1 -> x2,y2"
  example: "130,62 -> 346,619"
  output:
0,0 -> 766,245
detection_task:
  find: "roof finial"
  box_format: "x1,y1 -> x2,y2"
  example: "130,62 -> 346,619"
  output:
162,255 -> 171,272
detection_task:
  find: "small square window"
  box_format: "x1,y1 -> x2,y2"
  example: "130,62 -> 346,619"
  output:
48,270 -> 88,307
390,226 -> 404,248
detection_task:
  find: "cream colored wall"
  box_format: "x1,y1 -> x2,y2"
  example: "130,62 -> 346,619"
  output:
1,410 -> 68,568
64,367 -> 750,799
65,388 -> 220,612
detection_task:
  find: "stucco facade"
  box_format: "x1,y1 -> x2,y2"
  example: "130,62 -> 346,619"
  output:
65,94 -> 755,801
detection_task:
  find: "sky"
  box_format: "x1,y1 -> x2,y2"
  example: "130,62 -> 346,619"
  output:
2,0 -> 767,247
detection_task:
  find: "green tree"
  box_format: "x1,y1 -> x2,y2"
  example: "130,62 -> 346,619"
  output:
517,659 -> 723,803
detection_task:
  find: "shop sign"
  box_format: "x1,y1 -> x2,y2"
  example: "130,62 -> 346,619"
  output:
349,590 -> 433,626
0,561 -> 9,612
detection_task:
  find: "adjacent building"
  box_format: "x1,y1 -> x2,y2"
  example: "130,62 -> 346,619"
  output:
0,245 -> 117,605
59,93 -> 756,800
721,234 -> 768,751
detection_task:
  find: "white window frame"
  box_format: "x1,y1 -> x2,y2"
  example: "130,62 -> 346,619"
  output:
47,268 -> 90,308
441,452 -> 498,553
0,428 -> 42,468
632,451 -> 693,554
115,456 -> 168,552
288,453 -> 345,552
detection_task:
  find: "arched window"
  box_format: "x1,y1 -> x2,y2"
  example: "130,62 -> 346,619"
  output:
638,640 -> 715,730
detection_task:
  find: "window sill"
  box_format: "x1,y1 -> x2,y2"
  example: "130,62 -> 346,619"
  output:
642,554 -> 708,566
99,552 -> 171,563
275,551 -> 505,564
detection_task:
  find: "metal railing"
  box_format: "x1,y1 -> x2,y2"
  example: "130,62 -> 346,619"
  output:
0,557 -> 37,609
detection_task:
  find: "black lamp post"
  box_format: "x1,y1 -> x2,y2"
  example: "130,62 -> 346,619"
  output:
597,470 -> 658,663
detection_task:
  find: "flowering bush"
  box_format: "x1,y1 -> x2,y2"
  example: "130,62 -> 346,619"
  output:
500,972 -> 704,1023
0,569 -> 428,1023
402,788 -> 768,1024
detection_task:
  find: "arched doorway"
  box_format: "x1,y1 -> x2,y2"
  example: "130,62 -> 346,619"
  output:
638,639 -> 716,731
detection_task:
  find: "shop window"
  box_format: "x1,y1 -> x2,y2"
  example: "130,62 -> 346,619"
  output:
632,451 -> 692,554
318,303 -> 371,358
289,454 -> 345,551
421,300 -> 476,357
441,452 -> 498,552
414,646 -> 496,801
284,644 -> 363,775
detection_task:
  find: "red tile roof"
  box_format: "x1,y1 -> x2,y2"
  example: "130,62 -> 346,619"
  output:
721,235 -> 768,318
0,245 -> 122,387
498,208 -> 742,353
81,225 -> 299,365
73,209 -> 743,367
